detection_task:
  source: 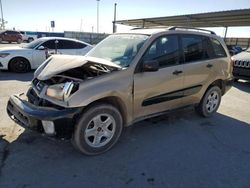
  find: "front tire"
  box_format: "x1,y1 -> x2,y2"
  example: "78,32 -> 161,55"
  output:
196,86 -> 221,117
28,38 -> 34,43
9,58 -> 31,73
72,104 -> 123,155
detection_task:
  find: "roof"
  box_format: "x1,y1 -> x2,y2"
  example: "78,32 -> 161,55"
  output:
37,37 -> 91,45
40,37 -> 78,41
116,9 -> 250,28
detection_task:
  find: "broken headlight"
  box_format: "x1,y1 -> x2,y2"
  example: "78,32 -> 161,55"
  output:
46,81 -> 76,101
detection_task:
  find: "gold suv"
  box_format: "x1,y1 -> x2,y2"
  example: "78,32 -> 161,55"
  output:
7,27 -> 233,155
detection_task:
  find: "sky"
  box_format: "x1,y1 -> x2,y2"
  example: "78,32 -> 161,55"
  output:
2,0 -> 250,37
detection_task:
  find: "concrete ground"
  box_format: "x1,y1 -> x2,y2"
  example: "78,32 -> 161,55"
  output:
0,43 -> 250,188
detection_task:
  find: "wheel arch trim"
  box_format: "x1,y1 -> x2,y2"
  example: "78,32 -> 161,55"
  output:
8,56 -> 31,70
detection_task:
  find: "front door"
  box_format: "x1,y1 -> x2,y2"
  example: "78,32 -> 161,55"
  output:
32,39 -> 56,68
133,35 -> 184,120
2,31 -> 11,41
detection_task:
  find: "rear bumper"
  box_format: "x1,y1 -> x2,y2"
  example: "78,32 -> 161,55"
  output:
7,94 -> 81,137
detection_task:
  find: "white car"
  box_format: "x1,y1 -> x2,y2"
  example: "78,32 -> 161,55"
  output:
20,31 -> 38,43
0,37 -> 92,72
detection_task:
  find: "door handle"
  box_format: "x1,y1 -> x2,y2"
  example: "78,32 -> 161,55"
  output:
172,70 -> 183,75
206,64 -> 213,68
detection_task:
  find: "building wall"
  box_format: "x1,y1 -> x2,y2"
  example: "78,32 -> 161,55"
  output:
64,31 -> 109,45
225,38 -> 250,49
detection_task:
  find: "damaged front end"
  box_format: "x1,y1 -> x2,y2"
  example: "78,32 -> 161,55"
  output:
7,55 -> 121,138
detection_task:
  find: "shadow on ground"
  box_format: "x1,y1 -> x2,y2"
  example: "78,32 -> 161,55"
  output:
1,109 -> 250,188
233,80 -> 250,93
0,71 -> 34,82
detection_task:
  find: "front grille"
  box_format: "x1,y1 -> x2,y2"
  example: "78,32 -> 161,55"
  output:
234,60 -> 250,68
233,67 -> 250,77
27,88 -> 42,105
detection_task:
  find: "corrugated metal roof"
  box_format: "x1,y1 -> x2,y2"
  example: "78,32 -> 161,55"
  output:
116,9 -> 250,28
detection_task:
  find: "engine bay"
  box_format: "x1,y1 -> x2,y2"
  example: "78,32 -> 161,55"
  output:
43,62 -> 117,85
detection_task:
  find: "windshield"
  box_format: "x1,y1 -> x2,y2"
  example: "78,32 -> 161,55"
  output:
23,38 -> 45,49
87,34 -> 149,67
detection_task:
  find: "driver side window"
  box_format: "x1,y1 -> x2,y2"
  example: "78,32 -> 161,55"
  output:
143,35 -> 179,68
41,40 -> 56,49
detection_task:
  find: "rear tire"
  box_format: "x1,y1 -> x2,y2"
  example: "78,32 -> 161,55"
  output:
196,86 -> 221,117
9,58 -> 31,73
72,104 -> 123,155
17,38 -> 22,44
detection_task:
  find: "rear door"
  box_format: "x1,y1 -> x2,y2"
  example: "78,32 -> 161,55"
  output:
9,31 -> 17,42
12,31 -> 20,42
180,34 -> 216,105
133,35 -> 184,119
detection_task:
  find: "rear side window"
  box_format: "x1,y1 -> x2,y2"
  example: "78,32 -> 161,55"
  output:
181,35 -> 209,63
58,40 -> 76,49
7,31 -> 19,34
143,35 -> 179,68
75,42 -> 87,49
58,40 -> 87,49
210,38 -> 227,58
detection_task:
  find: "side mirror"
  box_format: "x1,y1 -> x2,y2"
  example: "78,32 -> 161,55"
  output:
142,60 -> 159,72
37,46 -> 45,50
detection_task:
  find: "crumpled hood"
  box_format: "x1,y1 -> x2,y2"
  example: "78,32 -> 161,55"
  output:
232,51 -> 250,61
36,54 -> 122,80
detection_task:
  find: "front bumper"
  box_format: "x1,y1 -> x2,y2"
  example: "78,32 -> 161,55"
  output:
0,57 -> 10,70
233,67 -> 250,81
7,94 -> 81,137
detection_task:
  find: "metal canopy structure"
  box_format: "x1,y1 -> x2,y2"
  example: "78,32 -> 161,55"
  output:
116,9 -> 250,28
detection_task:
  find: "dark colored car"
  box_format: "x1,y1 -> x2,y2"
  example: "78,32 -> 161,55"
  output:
232,48 -> 250,81
0,30 -> 23,44
227,45 -> 243,56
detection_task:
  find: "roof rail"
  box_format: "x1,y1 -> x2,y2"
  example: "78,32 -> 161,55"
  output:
168,26 -> 216,35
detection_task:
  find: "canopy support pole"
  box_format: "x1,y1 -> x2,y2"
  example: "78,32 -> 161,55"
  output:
224,26 -> 228,38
